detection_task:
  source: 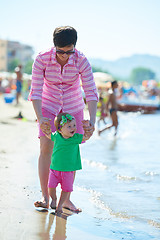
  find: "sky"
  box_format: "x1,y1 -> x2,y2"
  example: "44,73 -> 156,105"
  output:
1,0 -> 160,61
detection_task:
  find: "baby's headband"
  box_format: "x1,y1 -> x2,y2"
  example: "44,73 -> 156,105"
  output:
59,114 -> 74,129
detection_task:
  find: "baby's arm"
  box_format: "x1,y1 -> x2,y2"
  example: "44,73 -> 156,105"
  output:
44,126 -> 52,139
45,133 -> 51,139
82,120 -> 90,141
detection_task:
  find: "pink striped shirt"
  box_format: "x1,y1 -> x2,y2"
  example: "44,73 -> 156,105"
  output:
29,47 -> 98,115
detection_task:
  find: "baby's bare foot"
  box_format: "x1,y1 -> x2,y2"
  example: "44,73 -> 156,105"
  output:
63,199 -> 82,213
50,199 -> 56,209
55,208 -> 63,216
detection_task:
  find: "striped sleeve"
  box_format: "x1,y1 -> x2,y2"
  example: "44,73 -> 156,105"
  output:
28,55 -> 45,101
79,56 -> 99,103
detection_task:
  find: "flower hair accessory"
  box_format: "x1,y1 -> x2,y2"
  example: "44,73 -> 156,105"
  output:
59,114 -> 74,128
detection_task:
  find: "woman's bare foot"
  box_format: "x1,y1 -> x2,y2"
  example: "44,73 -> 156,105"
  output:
34,197 -> 49,208
62,199 -> 82,213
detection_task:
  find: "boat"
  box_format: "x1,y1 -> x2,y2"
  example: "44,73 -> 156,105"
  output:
117,97 -> 159,113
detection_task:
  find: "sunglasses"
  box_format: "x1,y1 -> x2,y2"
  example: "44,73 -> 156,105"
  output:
56,49 -> 75,55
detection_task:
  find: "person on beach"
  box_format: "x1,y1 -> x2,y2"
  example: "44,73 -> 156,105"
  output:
15,65 -> 23,105
45,112 -> 90,214
29,26 -> 98,211
97,96 -> 107,127
98,80 -> 118,136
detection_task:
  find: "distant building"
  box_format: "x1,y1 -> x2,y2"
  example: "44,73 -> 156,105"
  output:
0,39 -> 34,71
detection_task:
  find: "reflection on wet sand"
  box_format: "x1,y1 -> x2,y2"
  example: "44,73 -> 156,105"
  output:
36,208 -> 74,240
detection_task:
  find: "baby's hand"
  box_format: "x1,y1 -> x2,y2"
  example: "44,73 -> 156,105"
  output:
82,120 -> 91,140
44,129 -> 52,139
45,128 -> 52,135
40,117 -> 51,135
82,120 -> 95,139
82,120 -> 90,127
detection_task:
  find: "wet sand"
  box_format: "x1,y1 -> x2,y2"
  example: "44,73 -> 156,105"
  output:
0,96 -> 113,240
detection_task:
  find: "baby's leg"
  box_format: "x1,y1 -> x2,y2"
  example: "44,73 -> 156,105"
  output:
61,171 -> 80,212
49,188 -> 57,209
56,191 -> 70,214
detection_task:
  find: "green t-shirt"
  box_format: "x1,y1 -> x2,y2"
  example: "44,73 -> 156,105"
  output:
50,131 -> 83,171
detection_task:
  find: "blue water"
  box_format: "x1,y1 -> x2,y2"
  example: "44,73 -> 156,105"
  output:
75,112 -> 160,239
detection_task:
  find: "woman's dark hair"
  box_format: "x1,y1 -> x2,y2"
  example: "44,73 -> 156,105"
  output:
53,26 -> 77,47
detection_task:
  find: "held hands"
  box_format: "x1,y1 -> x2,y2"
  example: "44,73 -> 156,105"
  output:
82,120 -> 95,140
39,117 -> 52,136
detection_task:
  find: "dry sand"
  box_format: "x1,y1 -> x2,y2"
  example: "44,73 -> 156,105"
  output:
0,95 -> 113,240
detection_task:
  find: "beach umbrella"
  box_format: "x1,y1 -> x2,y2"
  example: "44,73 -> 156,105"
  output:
0,72 -> 11,78
142,79 -> 157,88
93,72 -> 113,88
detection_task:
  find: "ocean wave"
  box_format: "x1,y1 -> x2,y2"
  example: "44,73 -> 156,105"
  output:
76,186 -> 136,220
76,186 -> 160,229
82,158 -> 108,170
144,171 -> 160,177
147,220 -> 160,229
116,174 -> 138,181
116,174 -> 153,183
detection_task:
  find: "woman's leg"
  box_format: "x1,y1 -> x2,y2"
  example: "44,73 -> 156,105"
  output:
34,136 -> 54,208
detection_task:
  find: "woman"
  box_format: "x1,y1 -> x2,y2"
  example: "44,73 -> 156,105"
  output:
29,26 -> 98,211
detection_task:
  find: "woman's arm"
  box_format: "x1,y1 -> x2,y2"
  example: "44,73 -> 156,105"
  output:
82,100 -> 97,139
32,99 -> 51,135
87,100 -> 97,126
79,56 -> 98,138
32,99 -> 43,120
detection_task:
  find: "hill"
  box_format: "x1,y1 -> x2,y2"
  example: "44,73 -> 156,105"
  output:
89,54 -> 160,79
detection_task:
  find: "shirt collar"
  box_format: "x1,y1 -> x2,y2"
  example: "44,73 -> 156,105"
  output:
51,47 -> 75,65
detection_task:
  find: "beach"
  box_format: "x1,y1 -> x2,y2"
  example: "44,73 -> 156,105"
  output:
0,95 -> 160,240
0,96 -> 112,240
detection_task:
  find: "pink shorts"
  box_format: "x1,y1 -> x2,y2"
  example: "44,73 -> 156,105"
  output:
38,108 -> 84,138
48,169 -> 74,192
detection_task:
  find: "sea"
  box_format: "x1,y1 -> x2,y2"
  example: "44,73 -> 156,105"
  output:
74,111 -> 160,240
